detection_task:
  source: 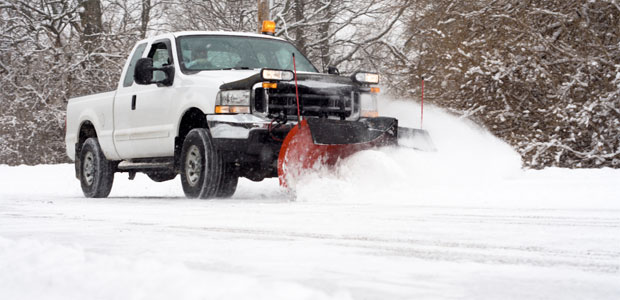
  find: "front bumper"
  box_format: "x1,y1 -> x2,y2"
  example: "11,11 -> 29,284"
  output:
206,114 -> 293,149
206,114 -> 291,179
207,114 -> 275,139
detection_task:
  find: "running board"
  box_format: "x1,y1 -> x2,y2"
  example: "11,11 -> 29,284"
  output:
117,161 -> 174,171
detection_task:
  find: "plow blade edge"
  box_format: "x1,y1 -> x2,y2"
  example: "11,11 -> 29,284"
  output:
397,127 -> 437,152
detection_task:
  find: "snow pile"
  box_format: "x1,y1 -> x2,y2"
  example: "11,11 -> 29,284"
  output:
295,99 -> 523,203
0,236 -> 351,300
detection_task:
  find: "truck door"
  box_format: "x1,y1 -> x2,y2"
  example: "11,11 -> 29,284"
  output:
113,42 -> 147,159
116,39 -> 178,159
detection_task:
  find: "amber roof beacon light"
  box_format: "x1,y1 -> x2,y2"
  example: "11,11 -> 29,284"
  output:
262,20 -> 276,35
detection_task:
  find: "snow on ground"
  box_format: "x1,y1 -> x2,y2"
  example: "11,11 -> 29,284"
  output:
1,100 -> 619,299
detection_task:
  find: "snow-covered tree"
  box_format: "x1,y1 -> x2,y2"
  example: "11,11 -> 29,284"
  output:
2,0 -> 617,168
0,0 -> 141,165
392,0 -> 620,168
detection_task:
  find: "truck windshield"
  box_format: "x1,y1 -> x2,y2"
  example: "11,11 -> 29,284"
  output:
178,35 -> 317,73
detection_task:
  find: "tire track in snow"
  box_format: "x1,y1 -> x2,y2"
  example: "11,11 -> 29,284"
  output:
4,210 -> 618,274
163,225 -> 620,274
429,213 -> 620,228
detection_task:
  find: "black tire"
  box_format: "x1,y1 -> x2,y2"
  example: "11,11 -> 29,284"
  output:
79,138 -> 114,198
180,128 -> 223,199
146,170 -> 177,182
215,164 -> 238,198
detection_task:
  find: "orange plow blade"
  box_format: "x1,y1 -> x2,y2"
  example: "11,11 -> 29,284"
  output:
277,118 -> 399,187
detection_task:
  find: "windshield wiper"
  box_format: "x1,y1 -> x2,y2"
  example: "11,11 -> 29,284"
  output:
221,67 -> 253,70
198,67 -> 255,71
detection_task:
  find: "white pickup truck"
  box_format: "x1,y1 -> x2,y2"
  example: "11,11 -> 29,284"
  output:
65,30 -> 388,199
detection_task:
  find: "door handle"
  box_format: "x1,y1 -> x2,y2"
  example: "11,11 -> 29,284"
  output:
131,95 -> 136,110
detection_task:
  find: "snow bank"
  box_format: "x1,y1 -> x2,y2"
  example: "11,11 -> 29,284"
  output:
0,236 -> 351,300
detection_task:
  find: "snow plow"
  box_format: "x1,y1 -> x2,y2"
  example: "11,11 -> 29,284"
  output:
278,117 -> 435,187
273,65 -> 436,187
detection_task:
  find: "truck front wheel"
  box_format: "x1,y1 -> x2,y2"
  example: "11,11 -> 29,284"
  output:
215,164 -> 238,198
180,128 -> 224,199
79,138 -> 115,198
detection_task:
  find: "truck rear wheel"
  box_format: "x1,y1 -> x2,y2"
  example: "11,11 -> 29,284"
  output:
180,128 -> 224,199
79,138 -> 115,198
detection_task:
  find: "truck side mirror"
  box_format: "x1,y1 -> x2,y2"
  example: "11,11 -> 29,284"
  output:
327,66 -> 340,75
134,57 -> 175,86
134,58 -> 153,85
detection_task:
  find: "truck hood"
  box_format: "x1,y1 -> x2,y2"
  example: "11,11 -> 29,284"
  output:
219,71 -> 357,91
184,69 -> 359,94
186,69 -> 262,85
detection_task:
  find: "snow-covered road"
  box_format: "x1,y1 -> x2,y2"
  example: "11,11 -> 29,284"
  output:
1,102 -> 619,299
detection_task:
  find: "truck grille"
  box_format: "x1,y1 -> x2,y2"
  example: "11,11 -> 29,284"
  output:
254,87 -> 358,120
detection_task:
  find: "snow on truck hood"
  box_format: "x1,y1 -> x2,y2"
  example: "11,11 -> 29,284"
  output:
186,70 -> 343,88
187,69 -> 261,85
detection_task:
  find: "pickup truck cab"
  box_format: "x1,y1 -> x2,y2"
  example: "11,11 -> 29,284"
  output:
65,30 -> 381,198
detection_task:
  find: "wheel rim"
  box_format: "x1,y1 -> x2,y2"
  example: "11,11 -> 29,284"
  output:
83,151 -> 95,186
185,145 -> 202,187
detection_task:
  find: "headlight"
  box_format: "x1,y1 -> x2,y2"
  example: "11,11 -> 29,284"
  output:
261,69 -> 294,81
217,90 -> 250,106
215,90 -> 250,114
352,72 -> 379,84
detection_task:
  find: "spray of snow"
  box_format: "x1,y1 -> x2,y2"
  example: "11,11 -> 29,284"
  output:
295,98 -> 523,203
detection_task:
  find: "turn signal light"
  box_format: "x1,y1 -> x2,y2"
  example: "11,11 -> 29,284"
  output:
262,20 -> 276,35
370,87 -> 380,93
262,82 -> 278,89
215,106 -> 250,114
